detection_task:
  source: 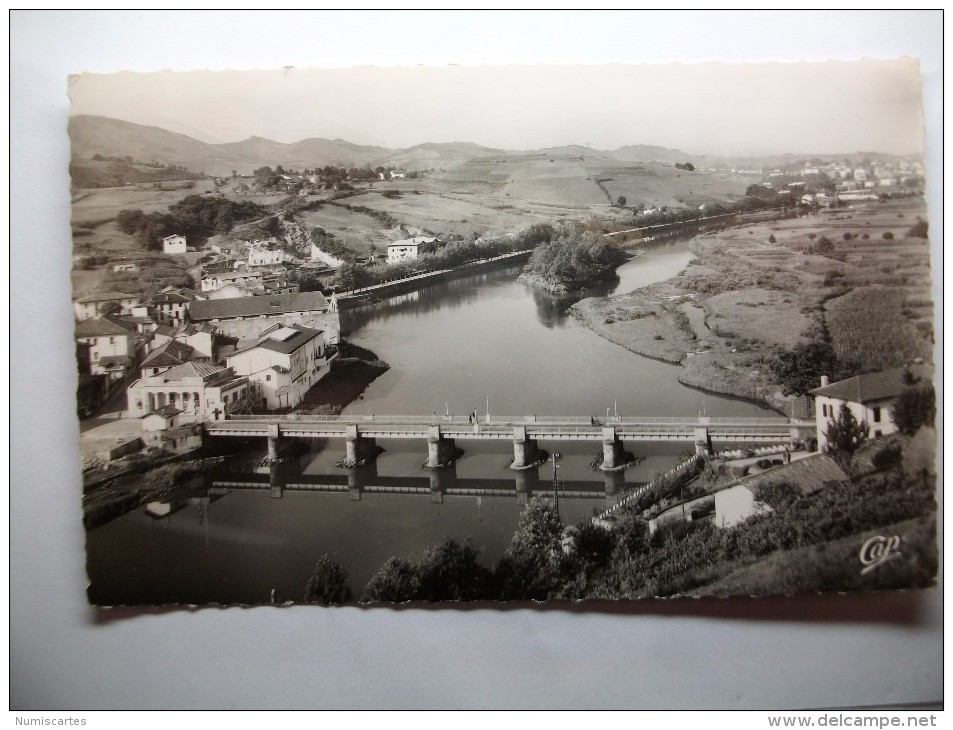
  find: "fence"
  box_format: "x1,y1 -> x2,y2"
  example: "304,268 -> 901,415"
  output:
594,454 -> 703,523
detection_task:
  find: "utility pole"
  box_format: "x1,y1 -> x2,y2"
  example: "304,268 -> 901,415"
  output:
552,452 -> 561,519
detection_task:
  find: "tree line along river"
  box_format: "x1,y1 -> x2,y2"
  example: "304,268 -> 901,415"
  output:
86,233 -> 775,605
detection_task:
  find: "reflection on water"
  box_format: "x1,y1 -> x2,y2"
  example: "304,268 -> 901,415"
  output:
86,437 -> 693,605
86,230 -> 772,605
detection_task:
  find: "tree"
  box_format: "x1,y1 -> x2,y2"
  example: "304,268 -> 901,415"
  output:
891,384 -> 935,436
414,539 -> 492,602
361,557 -> 419,603
823,403 -> 869,481
495,497 -> 565,600
770,341 -> 847,396
616,195 -> 627,208
304,554 -> 352,604
116,209 -> 147,235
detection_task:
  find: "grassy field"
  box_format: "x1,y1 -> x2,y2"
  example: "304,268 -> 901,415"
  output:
70,149 -> 757,303
570,198 -> 936,411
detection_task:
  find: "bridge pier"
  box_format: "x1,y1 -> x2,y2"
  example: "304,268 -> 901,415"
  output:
600,427 -> 626,471
342,425 -> 379,467
694,426 -> 713,456
510,426 -> 541,470
267,424 -> 280,461
425,426 -> 462,469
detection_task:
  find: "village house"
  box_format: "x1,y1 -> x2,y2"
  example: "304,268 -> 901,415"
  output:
226,324 -> 335,411
247,241 -> 285,267
387,236 -> 438,264
111,262 -> 139,273
150,288 -> 197,326
73,291 -> 140,321
74,317 -> 139,380
126,361 -> 251,423
201,270 -> 264,293
140,405 -> 205,453
188,291 -> 339,342
162,234 -> 187,254
811,365 -> 932,448
139,339 -> 196,378
144,322 -> 238,371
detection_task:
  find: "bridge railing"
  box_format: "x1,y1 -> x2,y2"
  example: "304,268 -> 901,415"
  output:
222,413 -> 813,427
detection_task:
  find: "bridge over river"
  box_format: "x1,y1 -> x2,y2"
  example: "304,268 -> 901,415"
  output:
206,414 -> 816,471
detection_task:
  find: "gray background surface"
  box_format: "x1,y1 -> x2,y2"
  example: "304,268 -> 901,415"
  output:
10,10 -> 944,710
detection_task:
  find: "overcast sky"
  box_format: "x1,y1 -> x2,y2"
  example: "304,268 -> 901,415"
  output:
69,59 -> 924,157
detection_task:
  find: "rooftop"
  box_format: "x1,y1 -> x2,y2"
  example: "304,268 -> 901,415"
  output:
75,317 -> 138,338
232,324 -> 323,357
75,291 -> 138,304
141,340 -> 195,369
811,365 -> 933,404
189,292 -> 329,321
149,405 -> 183,418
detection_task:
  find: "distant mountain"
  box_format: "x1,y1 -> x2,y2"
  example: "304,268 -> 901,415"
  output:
69,115 -> 225,172
69,116 -> 397,175
71,115 -> 907,181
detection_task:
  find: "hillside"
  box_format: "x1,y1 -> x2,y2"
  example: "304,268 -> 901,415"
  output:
381,141 -> 506,171
70,116 -> 397,176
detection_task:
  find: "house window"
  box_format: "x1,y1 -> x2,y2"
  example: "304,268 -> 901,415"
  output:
821,404 -> 828,418
109,337 -> 115,344
872,407 -> 882,422
266,374 -> 271,381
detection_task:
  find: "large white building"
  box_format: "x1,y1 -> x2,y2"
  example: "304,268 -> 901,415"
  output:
226,324 -> 335,410
811,365 -> 932,448
126,361 -> 250,422
387,236 -> 437,264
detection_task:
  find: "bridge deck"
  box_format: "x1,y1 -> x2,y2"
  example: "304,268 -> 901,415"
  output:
206,414 -> 815,442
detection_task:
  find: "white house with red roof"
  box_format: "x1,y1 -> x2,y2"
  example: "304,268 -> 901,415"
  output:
226,324 -> 335,410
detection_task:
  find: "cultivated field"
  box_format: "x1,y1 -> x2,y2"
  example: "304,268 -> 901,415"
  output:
572,198 -> 936,411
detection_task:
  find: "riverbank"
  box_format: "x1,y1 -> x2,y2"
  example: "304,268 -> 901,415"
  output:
571,199 -> 934,412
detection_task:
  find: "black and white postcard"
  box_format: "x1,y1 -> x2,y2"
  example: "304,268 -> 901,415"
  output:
71,60 -> 937,606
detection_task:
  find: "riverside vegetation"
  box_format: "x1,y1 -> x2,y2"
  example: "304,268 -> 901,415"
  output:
571,199 -> 934,411
302,422 -> 937,602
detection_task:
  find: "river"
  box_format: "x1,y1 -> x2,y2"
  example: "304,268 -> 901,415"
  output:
86,234 -> 774,606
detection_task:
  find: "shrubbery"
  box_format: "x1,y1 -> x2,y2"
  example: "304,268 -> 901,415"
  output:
116,195 -> 268,250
